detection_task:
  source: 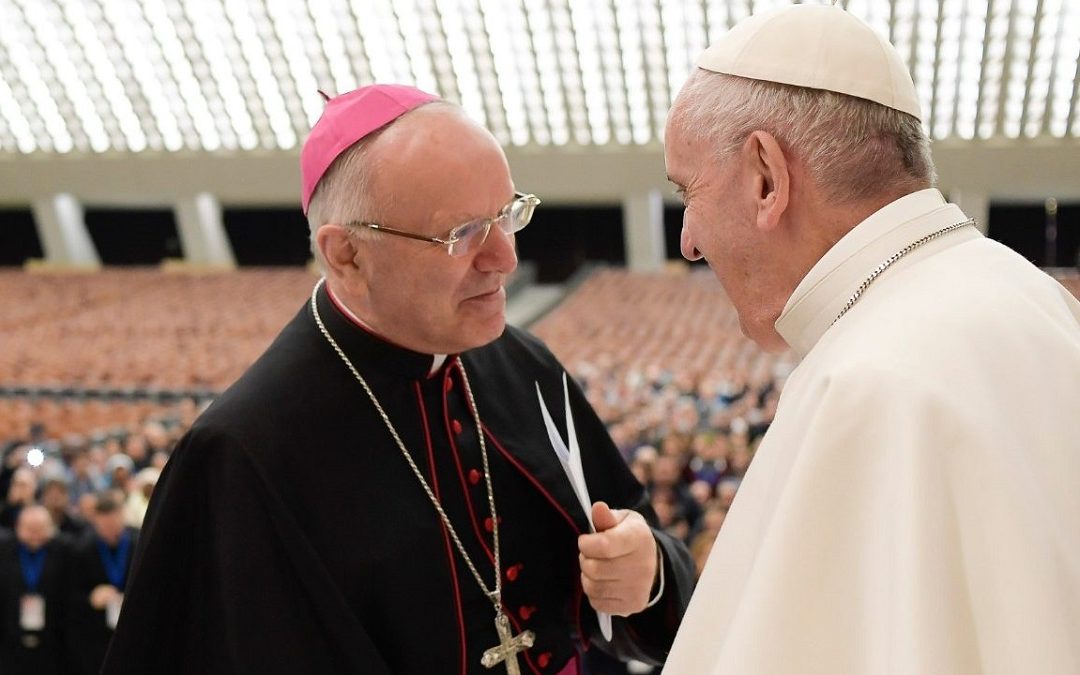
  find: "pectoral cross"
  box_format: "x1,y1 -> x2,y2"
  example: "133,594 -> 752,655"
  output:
481,611 -> 535,674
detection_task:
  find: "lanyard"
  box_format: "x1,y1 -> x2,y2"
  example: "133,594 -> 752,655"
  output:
96,531 -> 131,589
18,545 -> 47,593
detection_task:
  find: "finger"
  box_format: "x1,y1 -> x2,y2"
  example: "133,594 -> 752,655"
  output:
578,530 -> 632,559
578,553 -> 624,582
580,574 -> 625,605
591,501 -> 628,533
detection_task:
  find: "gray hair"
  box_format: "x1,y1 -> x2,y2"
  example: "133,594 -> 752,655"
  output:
669,69 -> 936,203
305,132 -> 382,270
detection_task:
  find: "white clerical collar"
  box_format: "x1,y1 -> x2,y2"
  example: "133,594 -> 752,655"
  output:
325,283 -> 448,376
775,189 -> 974,358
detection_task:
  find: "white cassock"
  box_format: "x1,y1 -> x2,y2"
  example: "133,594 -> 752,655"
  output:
664,189 -> 1080,674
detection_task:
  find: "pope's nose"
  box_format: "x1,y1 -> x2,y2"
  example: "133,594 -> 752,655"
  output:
680,225 -> 703,261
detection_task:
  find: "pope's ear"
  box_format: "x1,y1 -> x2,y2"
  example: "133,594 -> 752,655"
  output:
316,224 -> 362,277
743,130 -> 790,232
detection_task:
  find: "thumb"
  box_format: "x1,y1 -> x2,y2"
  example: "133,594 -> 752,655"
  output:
591,501 -> 622,532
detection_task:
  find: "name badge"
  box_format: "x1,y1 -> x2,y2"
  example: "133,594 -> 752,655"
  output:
106,594 -> 123,630
20,594 -> 45,631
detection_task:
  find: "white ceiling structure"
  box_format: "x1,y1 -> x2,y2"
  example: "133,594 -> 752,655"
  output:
0,0 -> 1078,205
1,0 -> 1078,155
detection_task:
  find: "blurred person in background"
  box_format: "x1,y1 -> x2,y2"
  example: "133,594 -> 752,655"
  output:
663,4 -> 1080,672
0,468 -> 38,532
66,451 -> 103,506
104,84 -> 693,675
649,456 -> 700,534
122,469 -> 158,529
67,493 -> 135,675
101,455 -> 132,494
0,505 -> 69,675
40,478 -> 86,538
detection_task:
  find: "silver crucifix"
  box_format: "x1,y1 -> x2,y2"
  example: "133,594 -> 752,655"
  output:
480,611 -> 535,674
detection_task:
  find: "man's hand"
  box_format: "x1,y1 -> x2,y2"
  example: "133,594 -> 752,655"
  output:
90,584 -> 120,610
578,501 -> 659,616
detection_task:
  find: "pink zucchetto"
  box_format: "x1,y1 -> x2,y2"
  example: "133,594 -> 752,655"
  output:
300,84 -> 440,213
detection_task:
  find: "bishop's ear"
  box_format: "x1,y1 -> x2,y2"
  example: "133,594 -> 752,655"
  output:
316,224 -> 363,279
743,130 -> 790,232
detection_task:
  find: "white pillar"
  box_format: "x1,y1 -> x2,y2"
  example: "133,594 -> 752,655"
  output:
948,188 -> 990,236
31,193 -> 101,267
174,193 -> 236,267
623,189 -> 666,271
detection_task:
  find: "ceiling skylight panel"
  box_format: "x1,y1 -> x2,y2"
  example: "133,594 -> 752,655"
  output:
412,0 -> 452,93
593,2 -> 628,144
14,1 -> 78,154
265,0 -> 322,134
0,56 -> 35,153
889,3 -> 917,77
704,0 -> 730,44
185,0 -> 251,151
91,1 -> 158,152
668,0 -> 705,93
436,0 -> 488,132
461,0 -> 502,134
477,0 -> 529,145
977,2 -> 1010,138
615,1 -> 649,145
308,0 -> 358,98
504,2 -> 550,145
568,0 -> 610,144
1049,0 -> 1078,136
224,0 -> 294,149
4,2 -> 75,152
18,0 -> 107,153
639,0 -> 668,144
99,0 -> 186,152
912,0 -> 937,128
64,0 -> 144,150
192,1 -> 259,151
726,0 -> 751,27
550,1 -> 589,145
168,2 -> 215,150
524,0 -> 568,146
931,0 -> 963,139
954,1 -> 985,139
141,0 -> 201,151
252,0 -> 308,147
1002,1 -> 1035,138
353,0 -> 404,84
846,0 -> 890,38
391,0 -> 440,95
1022,0 -> 1055,137
337,4 -> 373,87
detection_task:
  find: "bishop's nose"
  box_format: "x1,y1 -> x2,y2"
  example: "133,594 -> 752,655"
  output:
474,222 -> 518,275
680,225 -> 703,262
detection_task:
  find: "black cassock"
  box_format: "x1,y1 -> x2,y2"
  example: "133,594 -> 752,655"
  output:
0,534 -> 69,675
103,284 -> 694,674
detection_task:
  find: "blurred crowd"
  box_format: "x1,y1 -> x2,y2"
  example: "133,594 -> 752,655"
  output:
0,408 -> 193,674
2,266 -> 1076,673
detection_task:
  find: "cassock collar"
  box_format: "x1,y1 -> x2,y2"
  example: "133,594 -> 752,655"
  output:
775,188 -> 979,359
316,282 -> 451,379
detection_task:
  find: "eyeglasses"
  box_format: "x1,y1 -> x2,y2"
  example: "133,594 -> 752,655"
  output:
346,192 -> 541,257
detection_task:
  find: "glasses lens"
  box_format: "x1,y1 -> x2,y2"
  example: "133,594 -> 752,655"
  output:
448,219 -> 490,257
503,196 -> 537,234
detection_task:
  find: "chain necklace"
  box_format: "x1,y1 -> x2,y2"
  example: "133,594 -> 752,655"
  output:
832,218 -> 976,326
309,279 -> 534,673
